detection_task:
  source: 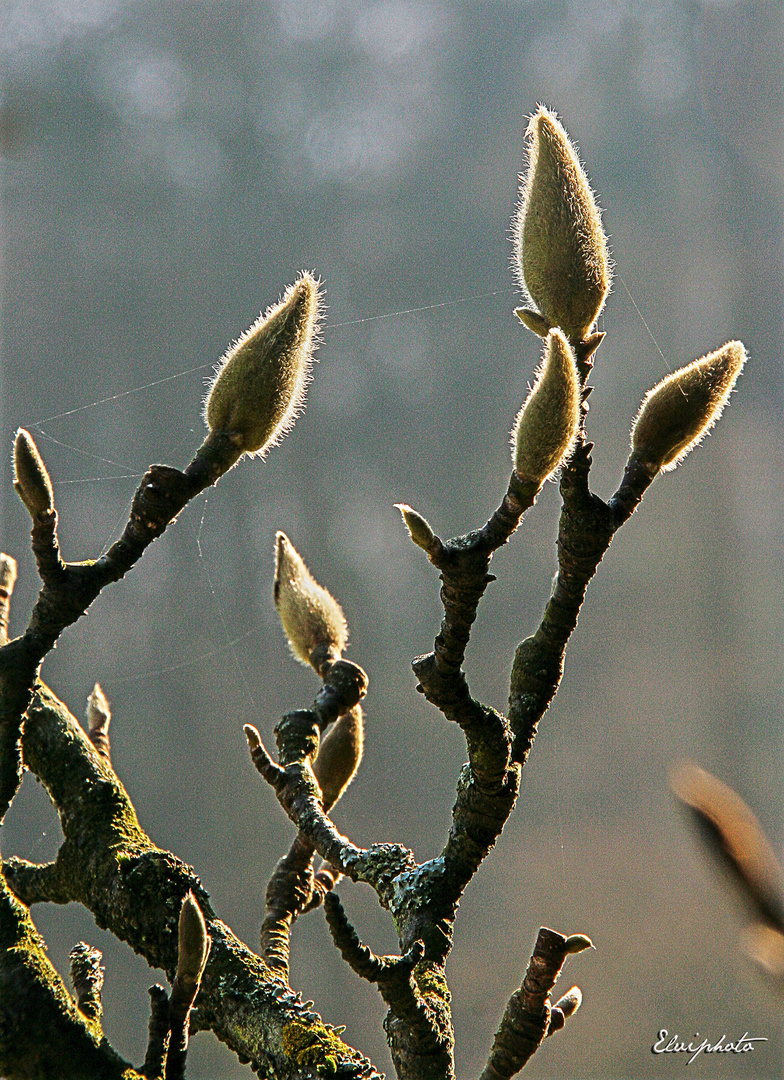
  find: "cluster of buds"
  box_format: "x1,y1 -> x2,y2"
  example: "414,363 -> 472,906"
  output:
508,105 -> 744,485
273,532 -> 362,809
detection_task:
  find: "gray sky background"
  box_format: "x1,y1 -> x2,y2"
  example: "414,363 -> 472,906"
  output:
1,1 -> 782,1076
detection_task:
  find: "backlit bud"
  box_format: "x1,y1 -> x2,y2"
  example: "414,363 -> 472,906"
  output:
514,107 -> 610,342
274,532 -> 348,667
13,429 -> 54,517
395,503 -> 435,552
632,341 -> 746,473
177,892 -> 210,988
512,330 -> 580,486
313,706 -> 364,811
564,934 -> 593,954
553,986 -> 582,1019
204,272 -> 320,456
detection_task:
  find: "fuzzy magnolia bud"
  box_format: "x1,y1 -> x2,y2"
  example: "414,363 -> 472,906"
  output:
313,706 -> 364,811
395,503 -> 435,552
514,106 -> 610,342
274,532 -> 348,667
632,341 -> 746,473
204,272 -> 320,456
512,329 -> 580,486
13,429 -> 54,516
177,892 -> 210,988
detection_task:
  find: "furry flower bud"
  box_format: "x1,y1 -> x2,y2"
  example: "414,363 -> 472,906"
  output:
514,107 -> 610,341
204,272 -> 320,456
395,503 -> 435,553
313,706 -> 364,811
274,532 -> 348,667
13,429 -> 54,517
177,892 -> 210,988
632,341 -> 746,473
512,329 -> 580,486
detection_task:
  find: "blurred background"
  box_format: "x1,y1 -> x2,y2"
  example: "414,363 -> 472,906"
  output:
0,0 -> 782,1076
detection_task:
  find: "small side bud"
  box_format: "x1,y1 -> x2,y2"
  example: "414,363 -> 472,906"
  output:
512,329 -> 581,486
564,934 -> 593,954
631,341 -> 746,473
13,429 -> 54,517
515,307 -> 553,337
514,106 -> 611,342
86,683 -> 111,760
274,532 -> 348,668
395,503 -> 435,552
177,892 -> 211,988
313,706 -> 364,811
204,272 -> 320,457
243,723 -> 261,751
554,986 -> 583,1017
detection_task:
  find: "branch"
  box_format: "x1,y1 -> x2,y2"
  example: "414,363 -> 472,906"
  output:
4,681 -> 381,1080
403,469 -> 540,688
245,722 -> 416,904
0,432 -> 244,825
0,861 -> 144,1080
141,985 -> 170,1080
260,703 -> 362,976
261,834 -> 318,976
245,657 -> 419,908
325,892 -> 436,1026
479,928 -> 590,1080
508,437 -> 654,767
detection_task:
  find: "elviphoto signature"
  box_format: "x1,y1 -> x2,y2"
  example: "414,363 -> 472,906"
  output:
652,1029 -> 768,1064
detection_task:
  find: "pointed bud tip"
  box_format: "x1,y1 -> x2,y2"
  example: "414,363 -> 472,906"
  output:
273,531 -> 348,667
204,272 -> 321,458
512,329 -> 581,486
632,341 -> 746,473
